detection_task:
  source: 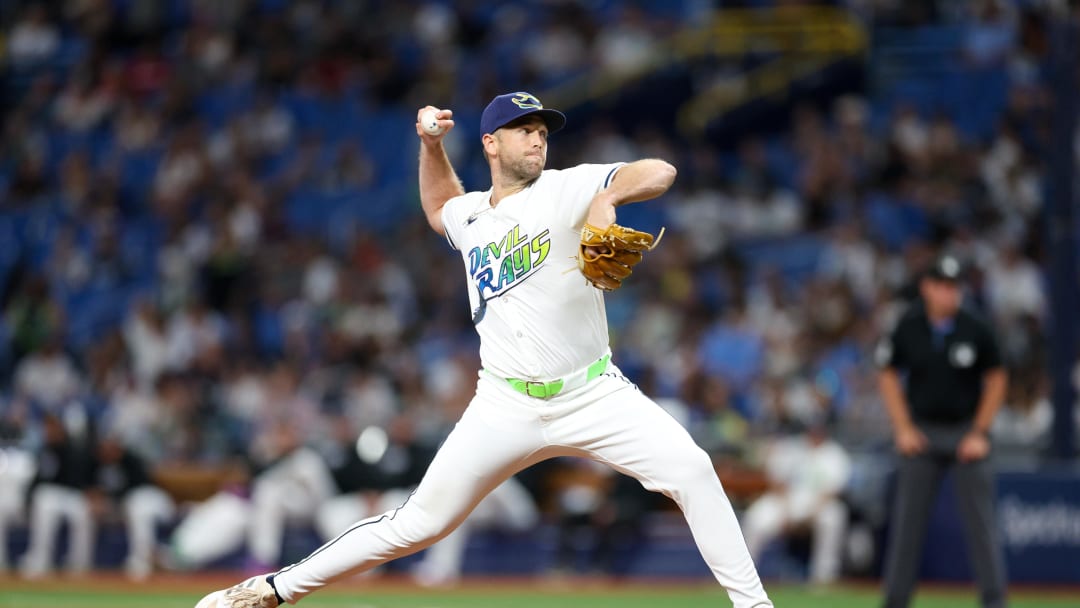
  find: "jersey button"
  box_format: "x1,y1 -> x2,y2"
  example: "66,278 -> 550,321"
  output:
515,331 -> 524,338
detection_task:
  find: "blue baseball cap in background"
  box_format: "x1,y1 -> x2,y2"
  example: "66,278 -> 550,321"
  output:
480,92 -> 566,136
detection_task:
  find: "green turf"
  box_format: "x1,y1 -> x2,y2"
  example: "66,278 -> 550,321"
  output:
2,585 -> 1079,608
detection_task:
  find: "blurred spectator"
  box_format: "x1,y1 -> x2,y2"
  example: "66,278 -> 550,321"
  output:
742,420 -> 853,584
19,412 -> 96,578
520,8 -> 590,85
164,465 -> 252,572
6,4 -> 60,69
316,143 -> 376,193
5,154 -> 50,204
53,66 -> 116,133
90,435 -> 176,580
983,243 -> 1046,323
105,372 -> 170,463
992,371 -> 1051,455
684,371 -> 751,459
153,124 -> 210,217
0,399 -> 35,572
14,337 -> 82,413
699,300 -> 766,396
238,92 -> 295,158
165,297 -> 227,373
963,0 -> 1017,67
45,226 -> 92,292
123,300 -> 171,390
593,5 -> 658,78
247,423 -> 337,570
314,415 -> 436,544
124,42 -> 170,100
165,411 -> 336,573
549,462 -> 660,578
113,99 -> 163,152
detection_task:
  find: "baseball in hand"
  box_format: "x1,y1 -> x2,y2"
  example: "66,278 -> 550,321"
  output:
420,109 -> 444,136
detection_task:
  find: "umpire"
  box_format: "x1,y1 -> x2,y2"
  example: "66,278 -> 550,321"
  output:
876,254 -> 1008,608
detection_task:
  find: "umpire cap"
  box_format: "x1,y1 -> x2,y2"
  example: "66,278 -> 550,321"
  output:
925,254 -> 964,283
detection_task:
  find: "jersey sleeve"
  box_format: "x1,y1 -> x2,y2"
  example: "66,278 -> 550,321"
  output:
554,162 -> 625,229
440,196 -> 464,251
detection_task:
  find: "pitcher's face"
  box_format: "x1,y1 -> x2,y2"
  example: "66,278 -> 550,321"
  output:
489,116 -> 548,182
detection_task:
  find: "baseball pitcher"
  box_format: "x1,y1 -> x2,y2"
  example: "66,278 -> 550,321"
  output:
195,91 -> 772,608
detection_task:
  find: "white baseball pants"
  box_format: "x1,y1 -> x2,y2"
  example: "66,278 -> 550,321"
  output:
20,484 -> 94,577
273,370 -> 772,608
123,485 -> 176,579
0,448 -> 35,570
171,491 -> 251,568
743,493 -> 848,583
249,448 -> 337,566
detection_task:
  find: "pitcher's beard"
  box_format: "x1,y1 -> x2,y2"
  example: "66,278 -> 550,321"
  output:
502,155 -> 543,184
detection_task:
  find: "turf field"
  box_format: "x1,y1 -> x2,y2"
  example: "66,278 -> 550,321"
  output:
2,576 -> 1079,608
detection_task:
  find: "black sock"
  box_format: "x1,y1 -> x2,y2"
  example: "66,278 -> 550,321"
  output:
265,575 -> 285,606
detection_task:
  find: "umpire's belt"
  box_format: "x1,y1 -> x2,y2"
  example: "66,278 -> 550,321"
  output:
503,354 -> 611,399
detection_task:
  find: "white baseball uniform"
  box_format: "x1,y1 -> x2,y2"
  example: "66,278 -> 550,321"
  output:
743,434 -> 852,583
270,164 -> 772,607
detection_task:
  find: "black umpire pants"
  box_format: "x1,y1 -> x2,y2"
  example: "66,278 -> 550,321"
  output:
881,423 -> 1007,608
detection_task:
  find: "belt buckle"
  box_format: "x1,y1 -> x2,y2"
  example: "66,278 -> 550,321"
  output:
525,381 -> 551,399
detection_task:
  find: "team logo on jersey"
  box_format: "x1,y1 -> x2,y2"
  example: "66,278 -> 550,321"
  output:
949,342 -> 976,368
468,224 -> 550,303
511,92 -> 543,110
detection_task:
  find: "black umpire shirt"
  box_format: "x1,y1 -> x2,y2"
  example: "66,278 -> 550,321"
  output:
877,303 -> 1002,425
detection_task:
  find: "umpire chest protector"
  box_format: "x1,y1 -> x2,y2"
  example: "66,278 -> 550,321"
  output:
877,305 -> 1001,424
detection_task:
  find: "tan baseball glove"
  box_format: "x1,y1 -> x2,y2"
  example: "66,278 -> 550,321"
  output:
577,222 -> 663,291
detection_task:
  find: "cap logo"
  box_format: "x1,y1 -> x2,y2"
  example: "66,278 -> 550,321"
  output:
940,256 -> 959,277
511,92 -> 543,110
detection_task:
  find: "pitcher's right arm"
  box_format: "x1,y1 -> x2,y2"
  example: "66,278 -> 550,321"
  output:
417,106 -> 464,237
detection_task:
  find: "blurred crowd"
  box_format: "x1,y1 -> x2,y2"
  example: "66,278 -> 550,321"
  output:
0,0 -> 1075,582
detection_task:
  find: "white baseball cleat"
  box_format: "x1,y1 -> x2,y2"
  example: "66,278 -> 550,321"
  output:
194,575 -> 281,608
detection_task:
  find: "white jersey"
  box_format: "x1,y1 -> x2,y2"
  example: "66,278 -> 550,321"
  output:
441,163 -> 623,380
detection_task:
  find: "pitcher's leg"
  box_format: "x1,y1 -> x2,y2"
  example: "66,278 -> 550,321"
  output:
271,400 -> 545,603
556,382 -> 772,608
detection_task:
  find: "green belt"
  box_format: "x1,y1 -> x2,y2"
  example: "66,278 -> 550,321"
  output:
505,354 -> 611,399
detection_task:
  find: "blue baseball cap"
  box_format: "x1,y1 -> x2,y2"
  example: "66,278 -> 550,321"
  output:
480,92 -> 566,136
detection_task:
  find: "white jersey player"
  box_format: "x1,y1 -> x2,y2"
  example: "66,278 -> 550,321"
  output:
195,92 -> 773,608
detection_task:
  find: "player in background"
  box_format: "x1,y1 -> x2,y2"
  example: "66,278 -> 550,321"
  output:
19,412 -> 96,578
194,91 -> 772,608
741,417 -> 852,585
